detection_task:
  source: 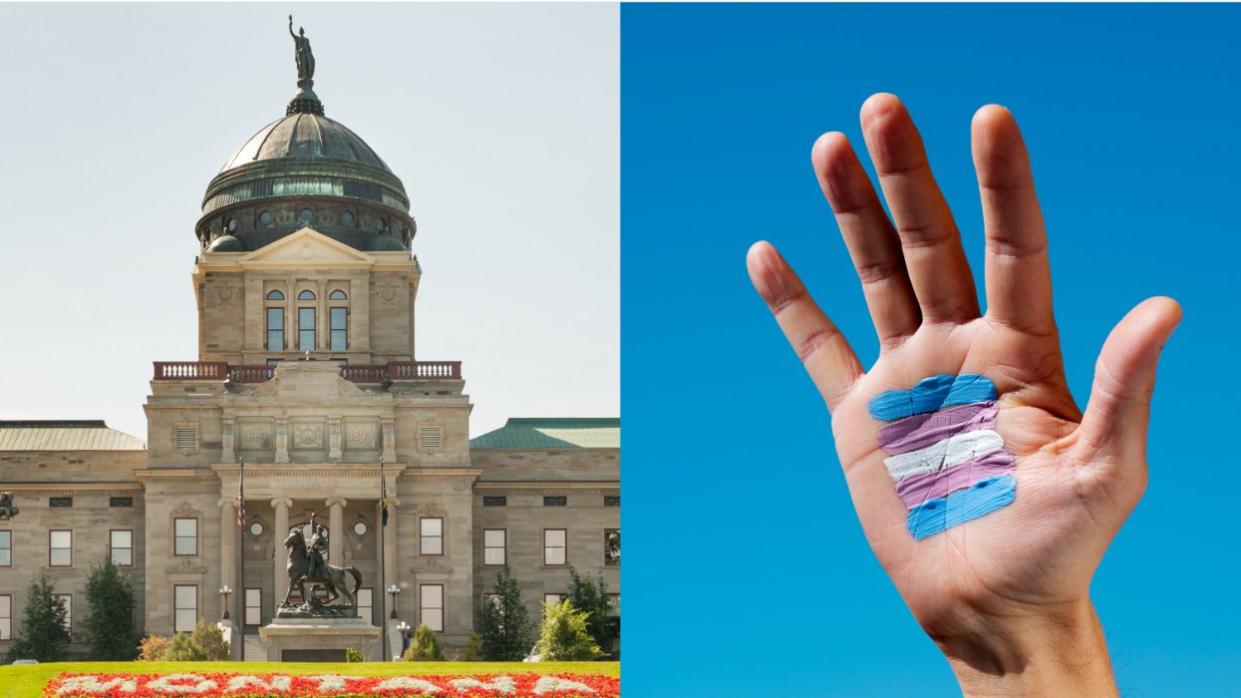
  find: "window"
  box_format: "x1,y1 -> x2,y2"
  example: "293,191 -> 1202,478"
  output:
175,425 -> 197,450
50,530 -> 72,567
419,426 -> 442,449
330,307 -> 348,351
174,585 -> 197,633
52,594 -> 72,633
0,594 -> 10,640
0,530 -> 10,567
249,520 -> 265,537
174,518 -> 198,556
420,517 -> 443,556
265,290 -> 284,301
266,307 -> 285,350
544,529 -> 566,566
544,593 -> 563,609
608,593 -> 620,618
298,307 -> 316,350
110,497 -> 133,508
341,210 -> 355,226
543,496 -> 567,507
357,588 -> 373,624
259,210 -> 273,226
329,289 -> 348,301
353,520 -> 369,537
604,529 -> 620,566
420,584 -> 443,632
484,593 -> 502,612
483,496 -> 506,507
604,495 -> 620,507
49,496 -> 73,508
245,588 -> 261,626
299,208 -> 314,225
483,529 -> 506,566
111,530 -> 133,567
297,290 -> 316,301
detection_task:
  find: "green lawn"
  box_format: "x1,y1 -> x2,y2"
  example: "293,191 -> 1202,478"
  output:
0,661 -> 620,698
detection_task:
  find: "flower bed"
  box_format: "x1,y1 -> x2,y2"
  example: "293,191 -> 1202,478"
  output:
46,673 -> 620,698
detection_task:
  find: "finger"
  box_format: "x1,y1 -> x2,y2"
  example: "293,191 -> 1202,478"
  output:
747,241 -> 863,410
860,93 -> 980,323
811,131 -> 921,347
1078,297 -> 1182,460
971,105 -> 1055,335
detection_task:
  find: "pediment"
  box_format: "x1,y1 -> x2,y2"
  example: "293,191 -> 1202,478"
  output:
239,227 -> 375,269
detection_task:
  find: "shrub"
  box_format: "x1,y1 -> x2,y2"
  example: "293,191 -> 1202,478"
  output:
474,566 -> 533,661
403,623 -> 445,661
164,632 -> 207,661
459,632 -> 482,661
4,572 -> 71,663
84,558 -> 139,660
138,635 -> 170,661
191,618 -> 230,660
344,647 -> 364,663
537,599 -> 602,661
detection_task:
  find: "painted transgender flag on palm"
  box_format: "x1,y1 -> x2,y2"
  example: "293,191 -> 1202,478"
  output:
869,374 -> 1017,540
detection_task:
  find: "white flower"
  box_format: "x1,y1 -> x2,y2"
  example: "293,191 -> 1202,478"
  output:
374,676 -> 444,693
56,677 -> 137,695
532,676 -> 596,695
301,675 -> 352,692
145,675 -> 219,695
449,676 -> 517,694
225,676 -> 292,693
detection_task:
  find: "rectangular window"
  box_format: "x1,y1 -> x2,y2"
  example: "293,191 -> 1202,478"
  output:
0,530 -> 10,567
357,588 -> 373,624
174,585 -> 197,633
608,593 -> 620,618
174,518 -> 198,556
266,308 -> 284,350
420,584 -> 444,632
420,517 -> 443,556
544,529 -> 567,566
50,530 -> 72,567
604,495 -> 620,507
298,307 -> 316,350
604,529 -> 620,566
543,496 -> 567,507
49,496 -> 73,508
483,529 -> 506,566
0,594 -> 10,640
483,496 -> 507,507
544,593 -> 563,610
483,593 -> 502,612
330,307 -> 348,351
245,588 -> 261,627
52,594 -> 72,634
109,497 -> 134,508
110,530 -> 133,567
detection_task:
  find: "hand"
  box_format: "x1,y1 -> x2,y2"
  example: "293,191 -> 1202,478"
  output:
746,94 -> 1180,697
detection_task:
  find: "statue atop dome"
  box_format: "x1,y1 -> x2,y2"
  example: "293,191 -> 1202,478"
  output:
289,15 -> 316,88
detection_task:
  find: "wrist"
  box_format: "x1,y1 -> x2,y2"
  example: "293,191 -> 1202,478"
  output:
931,599 -> 1117,698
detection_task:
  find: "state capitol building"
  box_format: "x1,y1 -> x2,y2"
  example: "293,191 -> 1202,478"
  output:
0,34 -> 619,660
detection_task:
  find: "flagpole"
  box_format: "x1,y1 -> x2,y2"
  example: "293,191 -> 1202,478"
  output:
379,456 -> 387,662
238,458 -> 246,662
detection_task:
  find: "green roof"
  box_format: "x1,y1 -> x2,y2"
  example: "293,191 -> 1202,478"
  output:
0,420 -> 146,451
470,418 -> 619,449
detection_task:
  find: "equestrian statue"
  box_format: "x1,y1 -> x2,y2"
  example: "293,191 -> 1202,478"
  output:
279,513 -> 362,617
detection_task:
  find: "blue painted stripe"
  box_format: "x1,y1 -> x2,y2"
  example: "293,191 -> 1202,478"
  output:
905,475 -> 1017,540
868,374 -> 998,421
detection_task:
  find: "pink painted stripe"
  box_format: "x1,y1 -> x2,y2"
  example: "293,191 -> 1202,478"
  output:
896,449 -> 1015,509
878,401 -> 998,455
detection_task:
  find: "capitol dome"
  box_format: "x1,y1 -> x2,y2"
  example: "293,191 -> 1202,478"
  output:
195,47 -> 414,253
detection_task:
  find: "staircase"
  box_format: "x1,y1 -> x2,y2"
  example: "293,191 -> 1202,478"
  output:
239,635 -> 268,661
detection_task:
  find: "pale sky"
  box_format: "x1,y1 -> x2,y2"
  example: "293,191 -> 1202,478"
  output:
0,4 -> 618,440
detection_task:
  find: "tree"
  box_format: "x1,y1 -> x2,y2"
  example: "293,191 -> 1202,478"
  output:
537,599 -> 602,661
191,618 -> 230,660
5,573 -> 71,663
164,632 -> 207,661
83,558 -> 139,660
567,566 -> 612,653
474,566 -> 533,661
459,632 -> 482,661
138,635 -> 170,661
402,623 -> 445,661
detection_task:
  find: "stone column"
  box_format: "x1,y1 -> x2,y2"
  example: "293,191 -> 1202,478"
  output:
381,419 -> 396,463
272,497 -> 292,603
326,497 -> 346,565
221,419 -> 236,463
219,499 -> 237,612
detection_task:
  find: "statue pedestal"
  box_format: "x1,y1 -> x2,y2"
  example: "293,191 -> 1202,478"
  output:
259,616 -> 381,662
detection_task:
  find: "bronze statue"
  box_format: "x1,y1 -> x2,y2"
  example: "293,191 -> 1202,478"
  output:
280,523 -> 361,616
288,15 -> 315,86
0,492 -> 17,521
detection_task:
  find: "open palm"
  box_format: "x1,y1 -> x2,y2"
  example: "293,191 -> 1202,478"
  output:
747,94 -> 1180,693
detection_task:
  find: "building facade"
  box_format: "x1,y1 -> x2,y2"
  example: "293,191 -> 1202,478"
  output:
0,44 -> 618,660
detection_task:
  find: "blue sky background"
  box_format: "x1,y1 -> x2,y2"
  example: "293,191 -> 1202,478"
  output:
622,4 -> 1239,695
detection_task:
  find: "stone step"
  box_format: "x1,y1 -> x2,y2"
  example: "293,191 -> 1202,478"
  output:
239,634 -> 267,662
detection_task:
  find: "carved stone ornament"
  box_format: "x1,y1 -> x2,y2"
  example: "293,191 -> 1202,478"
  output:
379,285 -> 398,306
294,423 -> 323,448
347,424 -> 377,449
240,424 -> 271,449
216,285 -> 235,303
419,502 -> 446,517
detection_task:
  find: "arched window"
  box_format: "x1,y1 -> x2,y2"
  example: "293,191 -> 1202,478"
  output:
329,289 -> 349,351
265,290 -> 285,350
266,290 -> 284,301
328,290 -> 347,301
298,294 -> 316,351
297,290 -> 316,301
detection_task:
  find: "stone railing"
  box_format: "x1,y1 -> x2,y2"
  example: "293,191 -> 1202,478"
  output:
153,360 -> 462,384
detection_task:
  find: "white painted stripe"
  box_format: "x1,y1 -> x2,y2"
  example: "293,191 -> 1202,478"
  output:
883,429 -> 1005,481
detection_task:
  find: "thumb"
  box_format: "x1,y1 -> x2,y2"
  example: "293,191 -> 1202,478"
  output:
1078,296 -> 1182,460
